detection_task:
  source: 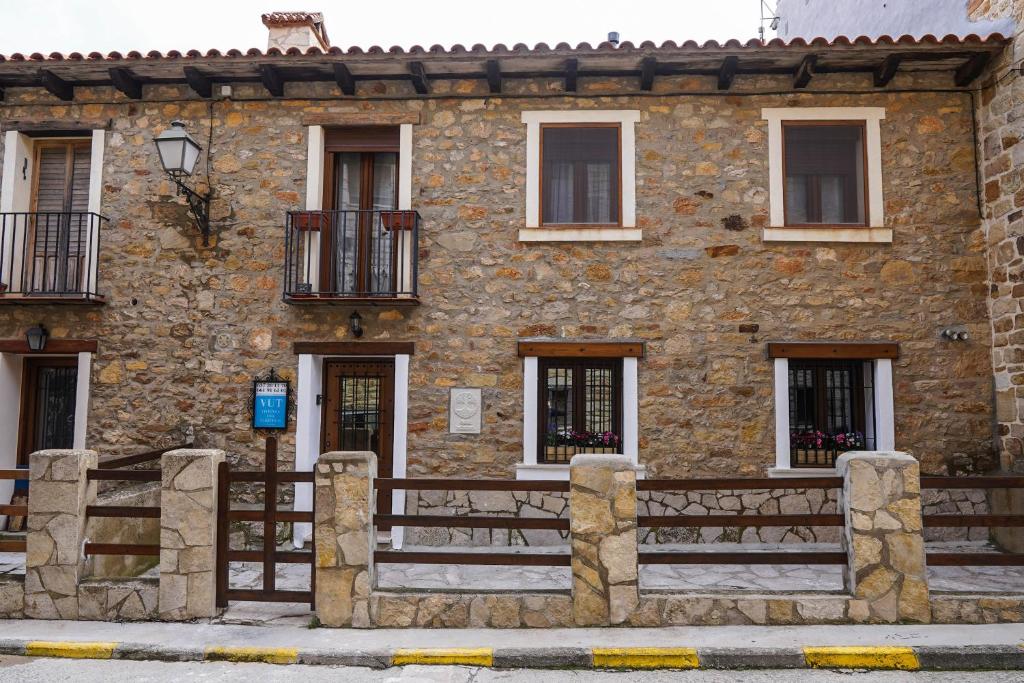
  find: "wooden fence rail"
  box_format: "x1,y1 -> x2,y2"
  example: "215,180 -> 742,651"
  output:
922,475 -> 1024,566
0,469 -> 29,552
638,477 -> 843,491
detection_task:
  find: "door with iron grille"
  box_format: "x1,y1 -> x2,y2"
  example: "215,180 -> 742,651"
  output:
321,359 -> 395,515
18,358 -> 77,466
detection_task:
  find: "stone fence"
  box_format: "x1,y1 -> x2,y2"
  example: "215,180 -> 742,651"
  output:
1,448 -> 1022,626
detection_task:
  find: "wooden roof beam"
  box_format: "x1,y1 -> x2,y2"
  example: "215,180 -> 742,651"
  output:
409,61 -> 429,94
109,67 -> 142,99
793,54 -> 816,89
955,52 -> 990,86
564,58 -> 578,92
183,66 -> 212,97
718,56 -> 738,90
40,69 -> 73,101
486,59 -> 501,94
640,56 -> 657,91
259,64 -> 284,97
873,54 -> 901,87
333,63 -> 355,95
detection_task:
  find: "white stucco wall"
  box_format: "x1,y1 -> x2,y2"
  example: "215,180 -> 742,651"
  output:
775,0 -> 1014,40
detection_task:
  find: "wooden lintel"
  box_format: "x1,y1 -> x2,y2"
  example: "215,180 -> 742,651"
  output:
300,112 -> 422,126
292,341 -> 415,356
108,67 -> 142,99
409,61 -> 429,94
183,66 -> 212,98
955,52 -> 990,86
259,64 -> 284,97
0,120 -> 105,135
564,58 -> 578,92
517,340 -> 645,358
873,54 -> 901,87
333,63 -> 355,95
793,55 -> 816,89
718,56 -> 739,90
0,339 -> 98,354
640,56 -> 656,91
766,342 -> 899,360
486,59 -> 501,94
40,69 -> 73,101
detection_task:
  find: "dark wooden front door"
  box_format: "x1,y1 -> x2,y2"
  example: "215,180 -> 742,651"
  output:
17,357 -> 78,466
321,359 -> 395,514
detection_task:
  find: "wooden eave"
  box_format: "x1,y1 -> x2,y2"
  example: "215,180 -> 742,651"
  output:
0,39 -> 1006,99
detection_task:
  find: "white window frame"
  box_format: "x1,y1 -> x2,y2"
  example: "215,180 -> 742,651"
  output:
761,107 -> 890,244
520,110 -> 641,242
517,355 -> 640,480
770,356 -> 895,477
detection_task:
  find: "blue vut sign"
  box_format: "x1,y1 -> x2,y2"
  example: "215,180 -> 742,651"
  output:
253,380 -> 288,430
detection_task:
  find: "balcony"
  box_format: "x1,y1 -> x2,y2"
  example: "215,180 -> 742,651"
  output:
0,212 -> 106,304
284,209 -> 420,305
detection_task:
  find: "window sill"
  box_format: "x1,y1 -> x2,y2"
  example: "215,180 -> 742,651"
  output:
767,467 -> 839,478
519,227 -> 642,242
515,462 -> 646,480
763,227 -> 892,243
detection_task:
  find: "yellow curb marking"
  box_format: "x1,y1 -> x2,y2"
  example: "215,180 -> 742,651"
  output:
392,648 -> 493,666
25,641 -> 118,660
803,646 -> 919,670
204,646 -> 299,665
592,647 -> 700,670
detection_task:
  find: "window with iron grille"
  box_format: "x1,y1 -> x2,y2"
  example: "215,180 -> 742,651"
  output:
538,358 -> 622,464
788,359 -> 875,468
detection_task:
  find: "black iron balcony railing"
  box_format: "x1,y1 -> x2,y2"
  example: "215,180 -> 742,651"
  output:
284,209 -> 420,303
0,212 -> 106,303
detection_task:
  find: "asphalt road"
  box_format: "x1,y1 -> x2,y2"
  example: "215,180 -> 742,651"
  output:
1,657 -> 1023,682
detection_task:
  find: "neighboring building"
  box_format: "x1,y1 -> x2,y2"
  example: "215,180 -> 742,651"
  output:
0,12 -> 1011,545
775,0 -> 1014,40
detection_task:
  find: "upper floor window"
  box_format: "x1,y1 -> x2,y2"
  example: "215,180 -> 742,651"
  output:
541,125 -> 620,226
762,107 -> 888,243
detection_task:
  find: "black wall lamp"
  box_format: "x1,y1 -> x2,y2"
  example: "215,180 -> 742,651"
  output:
349,311 -> 363,339
26,323 -> 48,352
154,120 -> 212,246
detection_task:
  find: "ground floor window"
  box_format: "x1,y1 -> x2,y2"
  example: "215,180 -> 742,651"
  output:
788,359 -> 875,468
538,357 -> 622,464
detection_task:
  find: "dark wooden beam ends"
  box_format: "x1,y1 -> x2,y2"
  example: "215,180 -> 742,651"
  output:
564,58 -> 578,92
516,340 -> 645,358
486,59 -> 502,94
259,64 -> 285,97
108,67 -> 142,99
955,52 -> 991,86
640,57 -> 657,91
40,69 -> 73,101
292,341 -> 415,356
0,339 -> 98,354
183,66 -> 213,97
718,56 -> 739,90
793,55 -> 816,89
873,54 -> 901,87
333,63 -> 356,95
766,342 -> 899,360
409,61 -> 429,94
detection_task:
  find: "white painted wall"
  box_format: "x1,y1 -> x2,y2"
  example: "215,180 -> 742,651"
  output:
0,353 -> 23,516
1,132 -> 33,290
73,352 -> 91,449
775,0 -> 1013,41
292,353 -> 322,548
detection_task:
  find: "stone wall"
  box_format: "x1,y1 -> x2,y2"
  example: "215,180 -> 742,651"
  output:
0,70 -> 994,484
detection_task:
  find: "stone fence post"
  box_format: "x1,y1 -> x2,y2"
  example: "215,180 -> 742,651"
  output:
24,449 -> 97,619
159,448 -> 224,621
569,454 -> 639,626
314,451 -> 376,627
837,451 -> 930,623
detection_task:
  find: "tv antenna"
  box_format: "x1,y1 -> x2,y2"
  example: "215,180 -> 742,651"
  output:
759,1 -> 780,42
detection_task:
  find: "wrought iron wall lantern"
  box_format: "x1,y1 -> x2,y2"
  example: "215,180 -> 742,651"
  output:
154,120 -> 212,246
349,311 -> 363,338
25,323 -> 48,352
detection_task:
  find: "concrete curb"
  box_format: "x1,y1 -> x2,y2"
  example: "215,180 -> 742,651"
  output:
0,639 -> 1022,670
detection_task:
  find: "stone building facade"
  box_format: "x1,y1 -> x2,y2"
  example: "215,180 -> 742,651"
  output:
0,14 -> 1010,547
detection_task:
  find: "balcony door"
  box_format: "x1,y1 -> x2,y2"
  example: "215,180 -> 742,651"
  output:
30,140 -> 91,294
322,126 -> 399,296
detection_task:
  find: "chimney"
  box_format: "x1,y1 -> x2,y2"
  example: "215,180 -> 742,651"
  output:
261,12 -> 330,51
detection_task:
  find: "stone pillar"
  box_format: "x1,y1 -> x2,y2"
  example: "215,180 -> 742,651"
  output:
159,448 -> 224,621
569,454 -> 639,626
24,449 -> 97,620
837,451 -> 930,624
314,451 -> 376,628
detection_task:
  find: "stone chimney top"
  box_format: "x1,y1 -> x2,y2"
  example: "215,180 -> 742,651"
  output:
261,11 -> 330,51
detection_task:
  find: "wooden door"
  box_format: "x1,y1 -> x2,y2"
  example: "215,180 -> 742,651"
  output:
321,359 -> 395,514
31,141 -> 91,293
17,357 -> 78,466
